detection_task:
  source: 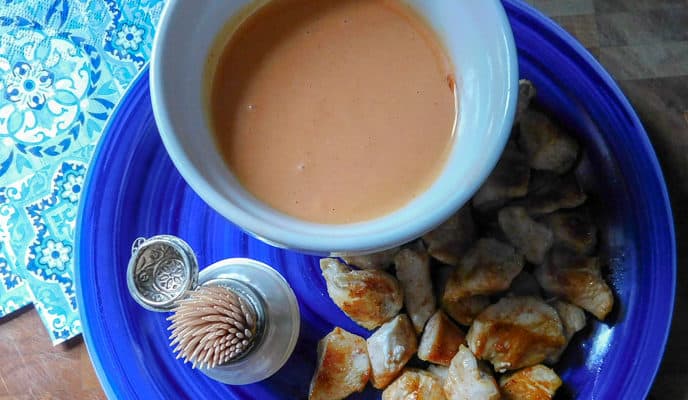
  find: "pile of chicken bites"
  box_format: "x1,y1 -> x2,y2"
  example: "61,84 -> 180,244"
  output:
309,81 -> 615,400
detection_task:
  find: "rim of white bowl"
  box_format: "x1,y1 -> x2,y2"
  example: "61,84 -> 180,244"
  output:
150,0 -> 519,254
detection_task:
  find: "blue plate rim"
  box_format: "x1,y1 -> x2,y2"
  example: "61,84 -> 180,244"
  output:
75,67 -> 150,400
503,1 -> 676,397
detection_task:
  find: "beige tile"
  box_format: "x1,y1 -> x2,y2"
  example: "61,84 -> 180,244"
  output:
650,373 -> 688,399
524,0 -> 595,16
598,42 -> 688,80
553,14 -> 600,49
594,0 -> 686,13
597,9 -> 688,46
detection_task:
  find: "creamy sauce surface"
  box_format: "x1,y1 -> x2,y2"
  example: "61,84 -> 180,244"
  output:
210,0 -> 456,224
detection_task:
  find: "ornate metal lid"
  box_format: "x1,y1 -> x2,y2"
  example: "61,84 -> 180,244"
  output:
126,235 -> 199,311
125,236 -> 300,384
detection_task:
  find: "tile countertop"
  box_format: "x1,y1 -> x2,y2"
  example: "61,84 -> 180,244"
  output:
1,1 -> 686,399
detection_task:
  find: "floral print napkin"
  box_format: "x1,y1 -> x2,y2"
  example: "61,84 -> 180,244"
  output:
0,0 -> 162,344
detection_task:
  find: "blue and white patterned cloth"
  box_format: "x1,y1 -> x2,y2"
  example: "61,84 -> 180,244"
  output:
0,0 -> 162,344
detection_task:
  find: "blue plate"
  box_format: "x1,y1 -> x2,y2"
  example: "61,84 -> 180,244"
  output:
76,1 -> 676,399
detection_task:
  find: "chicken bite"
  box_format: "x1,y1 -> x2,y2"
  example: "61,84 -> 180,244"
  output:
443,238 -> 524,302
498,206 -> 554,264
342,247 -> 400,270
545,209 -> 597,255
521,172 -> 587,215
466,296 -> 566,372
309,327 -> 370,400
444,345 -> 500,400
534,250 -> 614,320
427,364 -> 449,384
320,258 -> 403,330
553,300 -> 587,339
382,369 -> 446,400
430,263 -> 484,325
500,364 -> 562,400
367,314 -> 419,389
441,295 -> 491,327
422,206 -> 475,266
395,247 -> 436,333
515,79 -> 537,123
473,143 -> 531,213
519,109 -> 580,174
547,300 -> 587,363
418,310 -> 466,366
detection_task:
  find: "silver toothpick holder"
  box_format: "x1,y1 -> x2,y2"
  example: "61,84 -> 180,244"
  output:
127,235 -> 301,385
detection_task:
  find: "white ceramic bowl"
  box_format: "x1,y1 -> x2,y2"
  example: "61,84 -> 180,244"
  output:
151,0 -> 518,255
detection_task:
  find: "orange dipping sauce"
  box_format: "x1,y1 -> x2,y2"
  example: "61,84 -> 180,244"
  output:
209,0 -> 456,224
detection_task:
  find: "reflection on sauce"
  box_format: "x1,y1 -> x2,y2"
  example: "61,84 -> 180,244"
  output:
209,0 -> 456,224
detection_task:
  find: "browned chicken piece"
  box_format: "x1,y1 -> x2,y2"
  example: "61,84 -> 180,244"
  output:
443,238 -> 524,302
547,300 -> 587,363
309,327 -> 371,400
444,345 -> 500,400
320,258 -> 403,330
553,300 -> 587,339
534,250 -> 613,320
427,364 -> 449,384
515,79 -> 537,123
367,314 -> 419,389
498,206 -> 554,264
573,149 -> 598,194
442,295 -> 490,326
395,247 -> 436,334
521,172 -> 587,215
382,369 -> 446,400
466,296 -> 566,372
342,247 -> 400,270
500,364 -> 562,400
519,109 -> 580,174
418,310 -> 466,366
508,271 -> 542,298
544,209 -> 597,255
422,206 -> 475,266
473,142 -> 531,213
